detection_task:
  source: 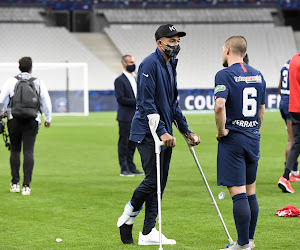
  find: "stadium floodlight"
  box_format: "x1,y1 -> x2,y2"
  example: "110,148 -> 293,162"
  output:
0,62 -> 89,116
174,121 -> 234,248
148,114 -> 164,250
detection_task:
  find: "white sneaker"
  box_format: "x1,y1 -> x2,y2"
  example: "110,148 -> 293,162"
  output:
249,239 -> 255,249
10,183 -> 20,193
138,228 -> 176,245
22,187 -> 31,195
221,241 -> 251,250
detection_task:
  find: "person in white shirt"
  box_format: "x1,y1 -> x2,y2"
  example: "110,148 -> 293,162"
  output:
114,55 -> 143,177
0,57 -> 52,195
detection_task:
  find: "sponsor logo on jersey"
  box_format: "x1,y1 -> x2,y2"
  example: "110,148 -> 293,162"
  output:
232,119 -> 258,128
234,75 -> 262,83
214,85 -> 226,94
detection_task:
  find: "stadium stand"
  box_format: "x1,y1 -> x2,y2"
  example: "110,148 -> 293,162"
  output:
94,0 -> 299,10
0,0 -> 299,10
0,1 -> 299,111
105,23 -> 297,89
97,8 -> 277,24
0,23 -> 117,90
1,4 -> 295,91
0,7 -> 44,22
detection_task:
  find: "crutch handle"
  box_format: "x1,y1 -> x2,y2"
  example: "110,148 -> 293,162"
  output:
148,114 -> 176,152
148,114 -> 163,153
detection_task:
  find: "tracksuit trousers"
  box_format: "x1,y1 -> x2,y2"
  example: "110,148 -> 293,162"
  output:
8,118 -> 38,186
286,112 -> 300,172
118,121 -> 137,172
130,134 -> 172,232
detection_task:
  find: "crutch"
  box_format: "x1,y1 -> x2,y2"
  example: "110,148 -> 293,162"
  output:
175,122 -> 234,247
148,114 -> 164,250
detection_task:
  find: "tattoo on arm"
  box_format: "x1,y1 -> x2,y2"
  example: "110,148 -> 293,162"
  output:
258,116 -> 263,130
258,104 -> 265,131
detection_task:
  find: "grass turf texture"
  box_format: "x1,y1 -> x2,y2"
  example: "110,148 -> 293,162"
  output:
0,111 -> 299,250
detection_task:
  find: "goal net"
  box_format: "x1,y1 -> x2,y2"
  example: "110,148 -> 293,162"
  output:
0,62 -> 89,116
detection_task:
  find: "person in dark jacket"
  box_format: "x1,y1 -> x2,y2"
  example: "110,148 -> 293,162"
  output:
117,24 -> 200,245
114,55 -> 144,177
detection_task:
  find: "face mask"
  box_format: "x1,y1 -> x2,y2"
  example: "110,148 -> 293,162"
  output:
126,64 -> 136,73
160,40 -> 181,58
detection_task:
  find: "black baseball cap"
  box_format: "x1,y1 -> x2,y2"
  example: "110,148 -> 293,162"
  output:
155,24 -> 186,41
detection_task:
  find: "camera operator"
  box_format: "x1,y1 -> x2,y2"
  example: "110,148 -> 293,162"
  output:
0,57 -> 52,195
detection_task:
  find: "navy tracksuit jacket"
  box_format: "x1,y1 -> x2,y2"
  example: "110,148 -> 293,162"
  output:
129,48 -> 193,232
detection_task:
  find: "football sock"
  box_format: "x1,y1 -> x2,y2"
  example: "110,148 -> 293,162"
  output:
232,193 -> 250,246
283,168 -> 290,180
248,194 -> 259,240
292,161 -> 298,172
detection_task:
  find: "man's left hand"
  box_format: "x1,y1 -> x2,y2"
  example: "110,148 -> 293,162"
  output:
216,129 -> 229,140
186,133 -> 200,146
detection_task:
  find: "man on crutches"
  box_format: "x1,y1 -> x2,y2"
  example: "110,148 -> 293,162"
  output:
117,24 -> 200,246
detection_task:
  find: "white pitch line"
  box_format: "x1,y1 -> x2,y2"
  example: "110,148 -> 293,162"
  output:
53,122 -> 116,127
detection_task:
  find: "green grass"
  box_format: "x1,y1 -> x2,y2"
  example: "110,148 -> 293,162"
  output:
0,112 -> 299,250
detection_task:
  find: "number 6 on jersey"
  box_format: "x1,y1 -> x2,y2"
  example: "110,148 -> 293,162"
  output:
243,87 -> 257,117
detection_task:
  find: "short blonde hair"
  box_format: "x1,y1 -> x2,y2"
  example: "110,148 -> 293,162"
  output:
224,36 -> 247,57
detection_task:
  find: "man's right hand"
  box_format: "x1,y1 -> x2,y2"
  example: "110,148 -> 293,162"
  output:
1,111 -> 7,118
44,122 -> 51,128
160,133 -> 176,147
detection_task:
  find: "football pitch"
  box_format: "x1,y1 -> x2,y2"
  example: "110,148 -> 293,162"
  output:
0,111 -> 299,250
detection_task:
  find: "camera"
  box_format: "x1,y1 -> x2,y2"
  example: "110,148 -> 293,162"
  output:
0,116 -> 10,151
0,120 -> 4,134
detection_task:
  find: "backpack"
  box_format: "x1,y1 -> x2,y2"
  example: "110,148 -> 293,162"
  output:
9,76 -> 40,119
